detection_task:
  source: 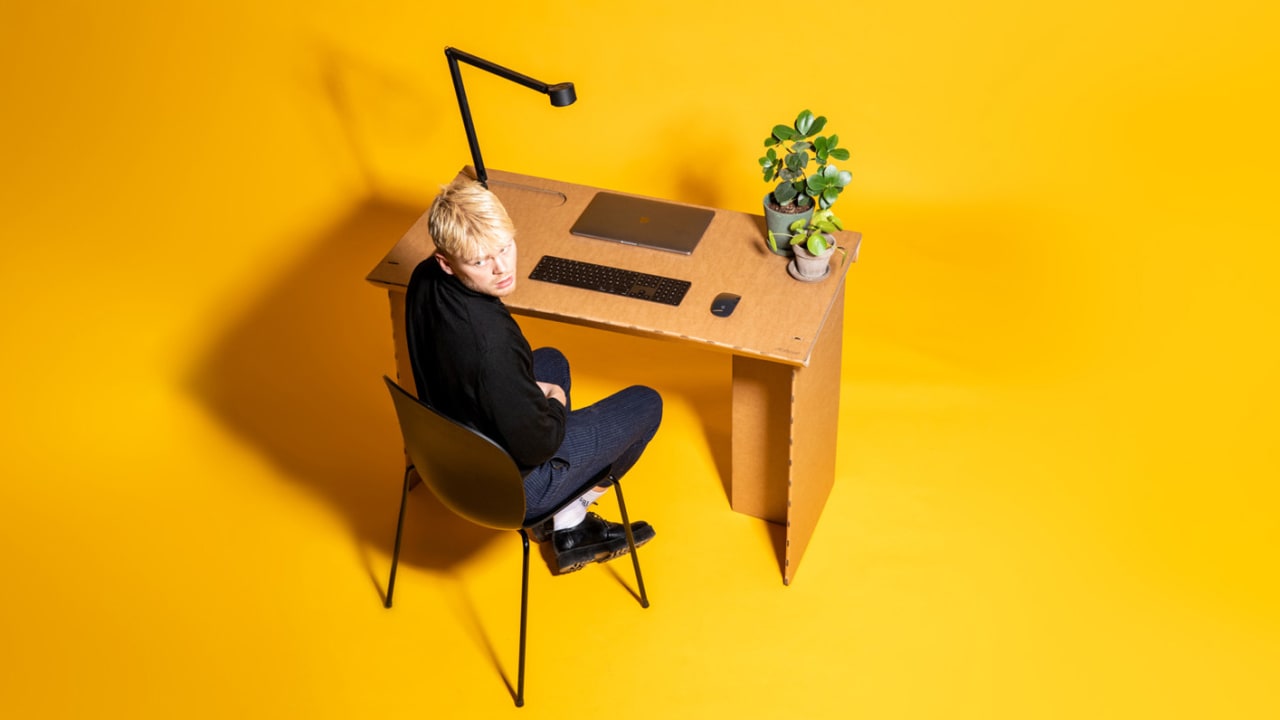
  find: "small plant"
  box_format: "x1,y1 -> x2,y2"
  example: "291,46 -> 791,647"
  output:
767,208 -> 845,256
758,109 -> 852,211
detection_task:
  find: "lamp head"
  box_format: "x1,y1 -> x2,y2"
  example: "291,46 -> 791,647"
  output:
547,82 -> 577,107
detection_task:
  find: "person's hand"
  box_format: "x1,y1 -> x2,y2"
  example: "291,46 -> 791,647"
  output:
537,381 -> 567,407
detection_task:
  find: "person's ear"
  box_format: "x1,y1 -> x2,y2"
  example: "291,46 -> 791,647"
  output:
433,251 -> 455,276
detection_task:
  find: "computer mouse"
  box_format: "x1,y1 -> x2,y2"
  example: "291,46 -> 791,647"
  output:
711,292 -> 741,317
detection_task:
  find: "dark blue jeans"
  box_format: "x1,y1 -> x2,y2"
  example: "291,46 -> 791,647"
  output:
522,348 -> 663,521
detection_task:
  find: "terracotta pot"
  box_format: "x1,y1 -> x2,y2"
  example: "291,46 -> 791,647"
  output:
790,237 -> 837,281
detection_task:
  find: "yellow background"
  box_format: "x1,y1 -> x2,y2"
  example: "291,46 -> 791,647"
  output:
2,1 -> 1277,717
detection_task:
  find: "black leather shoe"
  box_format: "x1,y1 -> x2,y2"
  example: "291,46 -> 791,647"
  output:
553,512 -> 655,574
527,519 -> 555,543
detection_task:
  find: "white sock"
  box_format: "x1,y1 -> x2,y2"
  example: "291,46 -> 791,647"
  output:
578,486 -> 607,509
552,486 -> 609,530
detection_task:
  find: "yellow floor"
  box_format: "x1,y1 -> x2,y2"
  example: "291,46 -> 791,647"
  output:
4,238 -> 1276,716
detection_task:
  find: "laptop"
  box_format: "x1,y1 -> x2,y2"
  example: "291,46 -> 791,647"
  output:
569,191 -> 714,255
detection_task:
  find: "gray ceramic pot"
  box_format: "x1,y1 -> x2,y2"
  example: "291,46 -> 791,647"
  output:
762,193 -> 813,256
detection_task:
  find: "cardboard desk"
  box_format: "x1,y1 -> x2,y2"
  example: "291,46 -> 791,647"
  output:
366,168 -> 860,584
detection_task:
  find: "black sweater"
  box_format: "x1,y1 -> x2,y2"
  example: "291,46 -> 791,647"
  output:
405,259 -> 566,471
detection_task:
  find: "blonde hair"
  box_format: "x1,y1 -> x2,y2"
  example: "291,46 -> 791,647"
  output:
427,179 -> 516,261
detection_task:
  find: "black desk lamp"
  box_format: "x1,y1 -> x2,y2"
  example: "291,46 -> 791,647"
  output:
444,47 -> 576,188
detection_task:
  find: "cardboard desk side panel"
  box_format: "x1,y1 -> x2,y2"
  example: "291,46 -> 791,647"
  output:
783,284 -> 845,583
729,355 -> 795,522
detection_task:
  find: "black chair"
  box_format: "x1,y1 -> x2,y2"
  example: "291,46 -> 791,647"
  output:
381,376 -> 649,707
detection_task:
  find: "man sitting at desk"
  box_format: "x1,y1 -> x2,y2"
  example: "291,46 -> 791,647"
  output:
405,178 -> 661,573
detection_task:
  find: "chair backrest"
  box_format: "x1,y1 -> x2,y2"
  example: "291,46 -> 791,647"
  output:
383,376 -> 527,530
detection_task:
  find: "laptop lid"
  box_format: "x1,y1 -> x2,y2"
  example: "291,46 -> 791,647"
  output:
569,191 -> 714,255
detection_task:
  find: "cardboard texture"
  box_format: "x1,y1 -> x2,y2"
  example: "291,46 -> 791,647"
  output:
783,285 -> 846,585
729,356 -> 794,522
367,168 -> 857,583
387,293 -> 415,397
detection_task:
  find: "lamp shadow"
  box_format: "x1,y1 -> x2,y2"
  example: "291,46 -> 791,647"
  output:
187,197 -> 504,581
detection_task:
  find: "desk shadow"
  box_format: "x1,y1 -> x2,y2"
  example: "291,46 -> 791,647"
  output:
187,197 -> 504,580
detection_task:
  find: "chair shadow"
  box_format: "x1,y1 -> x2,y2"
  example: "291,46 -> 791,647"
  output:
448,576 -> 521,704
187,196 -> 504,584
599,559 -> 649,606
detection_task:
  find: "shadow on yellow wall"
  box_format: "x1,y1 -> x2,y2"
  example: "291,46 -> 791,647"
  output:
185,198 -> 513,580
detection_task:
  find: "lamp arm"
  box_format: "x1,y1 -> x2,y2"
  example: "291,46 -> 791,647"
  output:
443,47 -> 575,189
446,46 -> 553,95
445,50 -> 489,187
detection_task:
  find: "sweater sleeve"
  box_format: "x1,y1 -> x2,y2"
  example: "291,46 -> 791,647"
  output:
475,335 -> 567,469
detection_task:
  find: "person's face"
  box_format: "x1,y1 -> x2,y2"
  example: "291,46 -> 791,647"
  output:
436,235 -> 518,298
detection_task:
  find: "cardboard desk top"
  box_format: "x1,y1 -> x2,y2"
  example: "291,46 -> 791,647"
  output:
366,168 -> 860,367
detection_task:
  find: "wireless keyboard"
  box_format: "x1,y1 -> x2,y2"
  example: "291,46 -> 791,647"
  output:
528,255 -> 691,306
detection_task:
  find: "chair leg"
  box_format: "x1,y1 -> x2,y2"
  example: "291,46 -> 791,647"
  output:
612,479 -> 650,609
385,466 -> 412,609
517,529 -> 530,707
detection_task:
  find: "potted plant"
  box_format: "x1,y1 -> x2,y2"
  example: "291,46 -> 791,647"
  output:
775,208 -> 848,282
758,109 -> 852,255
